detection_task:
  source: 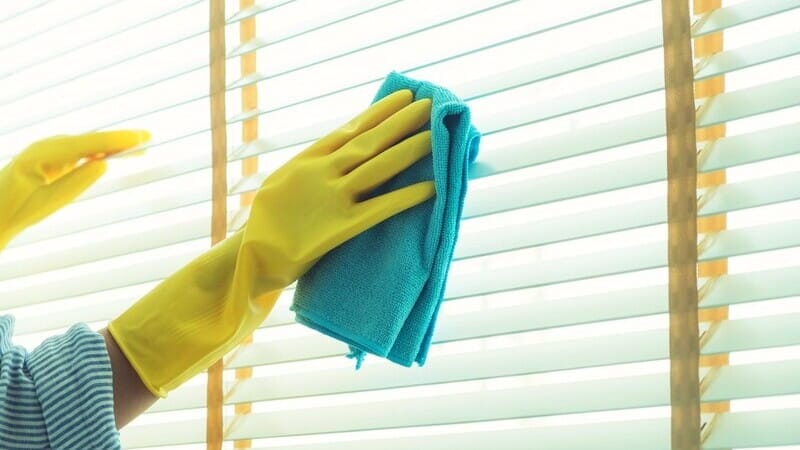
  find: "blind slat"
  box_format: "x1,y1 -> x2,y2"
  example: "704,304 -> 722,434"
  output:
0,247 -> 202,309
695,31 -> 800,81
699,75 -> 800,128
700,121 -> 800,172
692,0 -> 800,37
705,359 -> 800,403
701,170 -> 800,217
8,183 -> 210,247
244,418 -> 668,450
226,0 -> 294,24
702,266 -> 800,309
122,416 -> 671,449
0,0 -> 53,25
705,408 -> 800,448
14,292 -> 135,335
0,215 -> 211,281
703,313 -> 800,355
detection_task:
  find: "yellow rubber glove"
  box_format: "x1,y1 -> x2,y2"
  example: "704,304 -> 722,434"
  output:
109,90 -> 435,397
0,130 -> 150,249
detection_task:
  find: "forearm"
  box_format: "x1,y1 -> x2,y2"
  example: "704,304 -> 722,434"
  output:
99,328 -> 157,429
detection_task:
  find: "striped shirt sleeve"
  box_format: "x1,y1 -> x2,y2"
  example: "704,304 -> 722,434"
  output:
0,315 -> 121,449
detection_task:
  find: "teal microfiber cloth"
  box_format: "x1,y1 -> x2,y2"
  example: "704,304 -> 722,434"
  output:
291,71 -> 480,368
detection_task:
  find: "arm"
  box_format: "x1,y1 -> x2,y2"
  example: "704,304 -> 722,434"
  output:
99,328 -> 157,428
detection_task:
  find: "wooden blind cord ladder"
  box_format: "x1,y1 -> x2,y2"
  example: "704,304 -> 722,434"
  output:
230,0 -> 259,448
208,0 -> 227,448
661,1 -> 701,449
693,0 -> 730,439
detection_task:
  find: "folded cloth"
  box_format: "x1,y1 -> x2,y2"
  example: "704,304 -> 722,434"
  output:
292,72 -> 480,368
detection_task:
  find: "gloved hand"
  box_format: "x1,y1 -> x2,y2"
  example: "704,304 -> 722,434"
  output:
0,130 -> 150,249
109,90 -> 435,397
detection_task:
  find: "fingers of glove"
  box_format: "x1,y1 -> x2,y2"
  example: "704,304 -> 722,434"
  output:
24,130 -> 150,166
303,90 -> 413,157
342,130 -> 431,195
333,98 -> 431,173
13,160 -> 107,227
348,180 -> 435,237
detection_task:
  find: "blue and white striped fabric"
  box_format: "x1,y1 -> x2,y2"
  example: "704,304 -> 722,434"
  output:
0,315 -> 120,449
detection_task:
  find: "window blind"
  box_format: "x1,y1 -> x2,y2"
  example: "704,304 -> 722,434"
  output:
139,0 -> 800,448
1,0 -> 799,449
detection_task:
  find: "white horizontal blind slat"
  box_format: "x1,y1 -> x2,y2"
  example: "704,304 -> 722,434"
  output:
705,360 -> 800,403
0,215 -> 212,280
0,247 -> 203,309
694,31 -> 800,81
0,0 -> 53,25
704,408 -> 800,448
692,0 -> 800,37
252,419 -> 667,450
6,182 -> 211,247
225,0 -> 294,24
